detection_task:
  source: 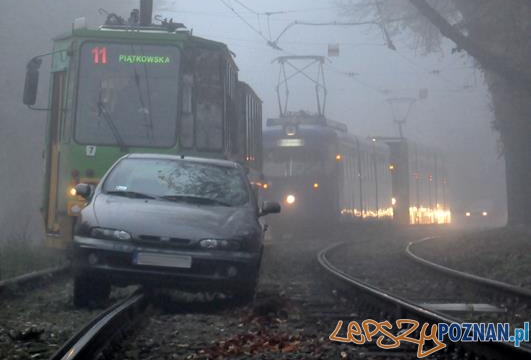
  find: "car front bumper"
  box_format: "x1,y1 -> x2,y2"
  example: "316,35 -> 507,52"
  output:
72,236 -> 261,291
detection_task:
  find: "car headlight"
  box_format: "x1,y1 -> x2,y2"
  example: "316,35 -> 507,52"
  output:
199,239 -> 240,251
90,227 -> 132,241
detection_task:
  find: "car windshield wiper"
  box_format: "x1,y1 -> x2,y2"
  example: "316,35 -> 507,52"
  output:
105,190 -> 157,199
161,195 -> 231,207
97,101 -> 129,152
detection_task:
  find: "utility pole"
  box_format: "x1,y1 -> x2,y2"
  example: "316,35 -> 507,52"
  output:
140,0 -> 153,26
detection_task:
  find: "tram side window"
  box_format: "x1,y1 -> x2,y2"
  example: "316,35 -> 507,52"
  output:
246,95 -> 251,160
223,60 -> 236,153
180,74 -> 194,148
249,96 -> 256,161
195,49 -> 223,151
254,100 -> 262,168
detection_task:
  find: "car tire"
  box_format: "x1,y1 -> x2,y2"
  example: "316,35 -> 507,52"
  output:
234,278 -> 258,305
73,275 -> 111,308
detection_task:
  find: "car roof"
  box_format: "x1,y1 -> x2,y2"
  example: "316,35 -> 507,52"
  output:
124,153 -> 242,169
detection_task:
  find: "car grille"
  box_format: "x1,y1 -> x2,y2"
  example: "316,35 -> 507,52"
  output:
136,235 -> 192,248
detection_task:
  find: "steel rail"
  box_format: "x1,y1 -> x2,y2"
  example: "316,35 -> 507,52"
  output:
49,292 -> 147,360
0,265 -> 69,292
318,241 -> 531,360
406,236 -> 531,298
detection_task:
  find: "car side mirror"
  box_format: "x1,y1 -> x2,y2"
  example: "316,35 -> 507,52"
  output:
75,183 -> 93,199
260,201 -> 281,216
23,57 -> 42,106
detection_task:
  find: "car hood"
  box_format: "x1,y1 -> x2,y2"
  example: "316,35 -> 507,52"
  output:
88,194 -> 258,240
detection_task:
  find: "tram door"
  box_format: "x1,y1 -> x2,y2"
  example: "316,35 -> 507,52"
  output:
44,71 -> 66,244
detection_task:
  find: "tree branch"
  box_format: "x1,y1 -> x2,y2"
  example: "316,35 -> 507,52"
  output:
409,0 -> 531,93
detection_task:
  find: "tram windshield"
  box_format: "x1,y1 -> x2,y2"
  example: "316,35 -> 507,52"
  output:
75,42 -> 180,147
264,148 -> 325,177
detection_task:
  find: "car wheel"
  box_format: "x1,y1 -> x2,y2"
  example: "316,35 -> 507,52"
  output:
73,275 -> 111,308
234,278 -> 258,305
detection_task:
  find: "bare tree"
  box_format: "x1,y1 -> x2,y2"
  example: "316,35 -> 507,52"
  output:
338,0 -> 531,226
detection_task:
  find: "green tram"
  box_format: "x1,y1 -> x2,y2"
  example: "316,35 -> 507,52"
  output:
23,4 -> 263,248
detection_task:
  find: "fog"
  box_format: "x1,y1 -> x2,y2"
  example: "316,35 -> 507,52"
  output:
0,0 -> 137,239
0,0 -> 506,241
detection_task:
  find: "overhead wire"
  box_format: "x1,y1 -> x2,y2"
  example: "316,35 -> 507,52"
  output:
233,0 -> 259,14
216,1 -> 477,96
327,63 -> 385,96
391,49 -> 473,91
217,0 -> 269,42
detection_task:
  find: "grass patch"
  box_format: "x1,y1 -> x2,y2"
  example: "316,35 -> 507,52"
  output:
0,235 -> 67,280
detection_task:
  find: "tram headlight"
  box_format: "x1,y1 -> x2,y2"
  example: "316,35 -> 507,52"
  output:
286,194 -> 296,205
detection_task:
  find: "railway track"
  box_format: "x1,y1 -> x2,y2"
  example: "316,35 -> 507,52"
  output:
6,228 -> 528,359
319,239 -> 531,359
50,292 -> 148,360
0,267 -> 138,359
406,237 -> 531,299
38,227 -> 426,359
0,265 -> 69,293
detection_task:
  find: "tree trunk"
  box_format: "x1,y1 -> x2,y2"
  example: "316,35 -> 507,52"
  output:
409,0 -> 531,226
485,74 -> 531,226
503,132 -> 531,226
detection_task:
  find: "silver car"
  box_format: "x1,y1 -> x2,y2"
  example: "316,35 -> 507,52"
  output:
72,153 -> 280,307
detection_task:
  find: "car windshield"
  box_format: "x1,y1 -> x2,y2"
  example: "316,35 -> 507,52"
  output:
102,158 -> 250,207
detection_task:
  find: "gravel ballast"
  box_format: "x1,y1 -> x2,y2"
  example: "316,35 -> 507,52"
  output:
412,227 -> 531,288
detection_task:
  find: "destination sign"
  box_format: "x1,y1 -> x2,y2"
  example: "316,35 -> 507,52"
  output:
82,42 -> 177,67
118,55 -> 171,64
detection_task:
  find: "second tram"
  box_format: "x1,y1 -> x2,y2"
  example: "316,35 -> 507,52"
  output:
262,112 -> 451,228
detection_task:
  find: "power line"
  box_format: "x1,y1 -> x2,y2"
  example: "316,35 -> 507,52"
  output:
261,7 -> 337,15
270,20 -> 380,50
327,63 -> 385,96
391,50 -> 473,91
233,0 -> 259,14
217,0 -> 269,42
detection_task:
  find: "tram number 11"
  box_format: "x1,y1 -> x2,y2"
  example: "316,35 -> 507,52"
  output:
91,47 -> 107,64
